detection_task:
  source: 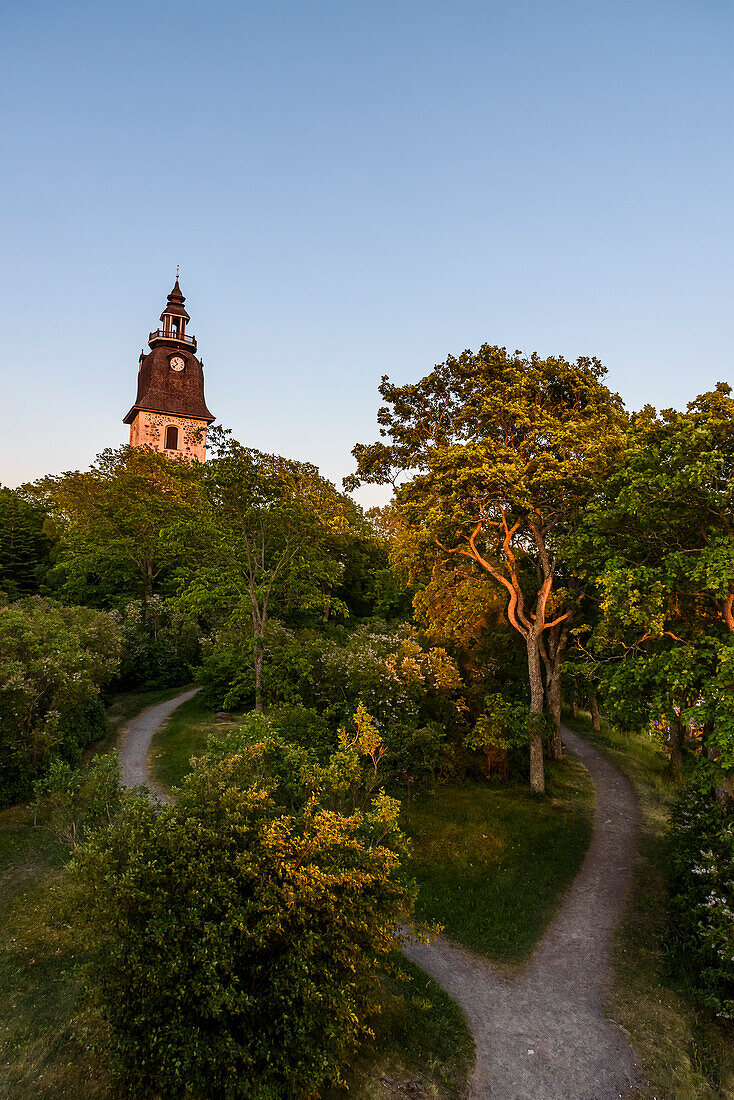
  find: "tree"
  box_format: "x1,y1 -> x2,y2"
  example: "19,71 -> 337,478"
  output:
348,345 -> 626,791
180,431 -> 352,710
73,717 -> 414,1098
572,384 -> 734,778
36,446 -> 202,612
0,486 -> 54,599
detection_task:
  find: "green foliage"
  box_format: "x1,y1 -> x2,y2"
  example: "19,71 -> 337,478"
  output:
177,431 -> 356,708
572,384 -> 734,778
111,596 -> 199,690
267,702 -> 335,760
31,752 -> 123,850
465,693 -> 533,777
0,485 -> 53,599
311,623 -> 464,788
333,520 -> 412,620
0,598 -> 122,806
198,620 -> 327,712
668,776 -> 734,1021
37,445 -> 203,608
73,715 -> 415,1099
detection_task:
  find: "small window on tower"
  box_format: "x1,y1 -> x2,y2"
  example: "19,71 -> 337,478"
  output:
165,425 -> 179,451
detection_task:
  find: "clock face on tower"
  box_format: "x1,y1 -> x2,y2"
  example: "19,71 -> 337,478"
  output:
169,356 -> 185,372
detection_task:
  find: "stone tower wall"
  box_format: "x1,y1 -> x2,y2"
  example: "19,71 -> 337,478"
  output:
128,410 -> 207,463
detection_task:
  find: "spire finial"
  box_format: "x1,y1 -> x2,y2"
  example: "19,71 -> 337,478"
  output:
176,264 -> 180,279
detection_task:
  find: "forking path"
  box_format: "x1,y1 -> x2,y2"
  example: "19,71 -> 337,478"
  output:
118,695 -> 641,1099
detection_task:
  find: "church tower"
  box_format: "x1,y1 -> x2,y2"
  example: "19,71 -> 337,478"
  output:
123,279 -> 215,462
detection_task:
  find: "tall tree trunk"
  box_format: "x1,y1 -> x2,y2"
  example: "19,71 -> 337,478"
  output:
669,716 -> 685,777
253,624 -> 265,712
546,670 -> 563,760
589,690 -> 601,732
541,623 -> 568,762
569,699 -> 579,719
527,638 -> 545,794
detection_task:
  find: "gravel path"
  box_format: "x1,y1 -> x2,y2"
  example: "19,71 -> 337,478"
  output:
118,700 -> 640,1098
404,724 -> 641,1099
117,688 -> 200,797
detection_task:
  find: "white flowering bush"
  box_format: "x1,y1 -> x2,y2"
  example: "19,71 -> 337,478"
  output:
314,623 -> 462,724
668,775 -> 734,1019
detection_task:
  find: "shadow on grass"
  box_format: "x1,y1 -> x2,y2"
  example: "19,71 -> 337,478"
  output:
402,757 -> 595,966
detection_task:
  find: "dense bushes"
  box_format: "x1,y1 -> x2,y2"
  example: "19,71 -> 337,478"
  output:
73,716 -> 414,1099
668,775 -> 734,1020
199,621 -> 467,788
0,597 -> 122,806
111,596 -> 199,690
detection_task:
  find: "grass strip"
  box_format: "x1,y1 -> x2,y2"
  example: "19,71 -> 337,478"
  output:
148,691 -> 222,792
402,757 -> 595,965
327,957 -> 474,1099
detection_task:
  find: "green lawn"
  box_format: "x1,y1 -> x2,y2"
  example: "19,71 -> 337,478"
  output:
0,806 -> 107,1099
148,691 -> 223,792
402,757 -> 595,964
564,712 -> 734,1100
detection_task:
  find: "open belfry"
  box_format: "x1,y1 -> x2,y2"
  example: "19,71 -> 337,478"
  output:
124,278 -> 215,462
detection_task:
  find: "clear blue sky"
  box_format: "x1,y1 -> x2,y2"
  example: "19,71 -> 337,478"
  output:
1,0 -> 732,506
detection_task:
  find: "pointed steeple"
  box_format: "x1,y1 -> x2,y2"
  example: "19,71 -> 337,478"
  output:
160,278 -> 190,323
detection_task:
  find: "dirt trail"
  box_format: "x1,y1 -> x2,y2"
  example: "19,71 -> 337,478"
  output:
118,701 -> 640,1098
117,688 -> 199,797
404,724 -> 640,1098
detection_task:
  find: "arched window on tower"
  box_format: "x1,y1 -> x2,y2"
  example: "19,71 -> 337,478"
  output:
165,425 -> 179,451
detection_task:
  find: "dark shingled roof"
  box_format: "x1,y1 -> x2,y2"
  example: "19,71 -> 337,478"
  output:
160,278 -> 190,322
123,344 -> 215,424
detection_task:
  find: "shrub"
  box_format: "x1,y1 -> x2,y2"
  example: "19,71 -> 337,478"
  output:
73,714 -> 415,1098
464,693 -> 533,779
0,597 -> 122,806
32,751 -> 123,850
267,702 -> 335,761
668,774 -> 734,1020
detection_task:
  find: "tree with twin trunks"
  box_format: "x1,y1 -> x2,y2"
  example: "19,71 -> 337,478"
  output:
347,345 -> 626,792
